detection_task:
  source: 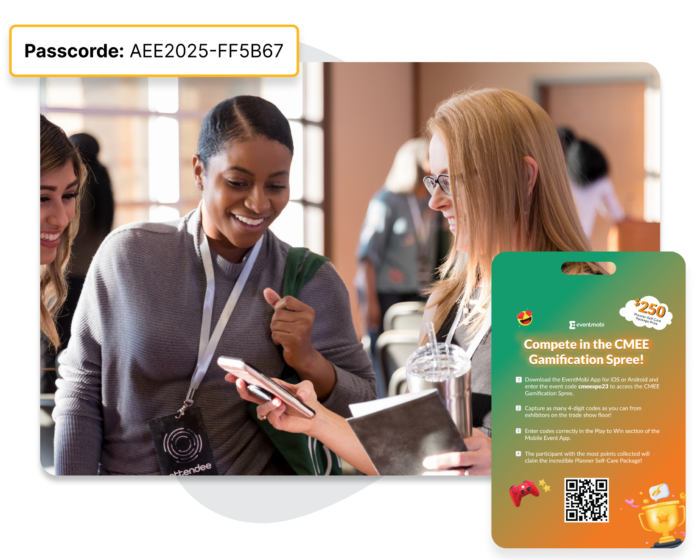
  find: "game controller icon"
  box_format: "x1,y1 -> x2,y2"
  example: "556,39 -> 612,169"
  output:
509,480 -> 540,507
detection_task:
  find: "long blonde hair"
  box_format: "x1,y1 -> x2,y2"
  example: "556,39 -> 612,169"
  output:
426,89 -> 603,340
40,115 -> 86,350
385,138 -> 429,194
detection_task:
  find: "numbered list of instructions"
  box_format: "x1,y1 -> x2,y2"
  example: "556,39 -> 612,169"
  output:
512,296 -> 674,466
515,336 -> 658,466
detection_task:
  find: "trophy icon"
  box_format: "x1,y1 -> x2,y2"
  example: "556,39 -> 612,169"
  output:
638,500 -> 685,548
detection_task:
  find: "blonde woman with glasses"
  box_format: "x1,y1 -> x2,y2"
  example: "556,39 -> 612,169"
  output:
227,88 -> 603,476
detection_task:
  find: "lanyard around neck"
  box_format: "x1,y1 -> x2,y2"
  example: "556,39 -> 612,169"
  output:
176,228 -> 263,418
445,301 -> 491,361
407,195 -> 429,246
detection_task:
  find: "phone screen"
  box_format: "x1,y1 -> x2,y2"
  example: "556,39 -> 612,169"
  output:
266,378 -> 298,401
247,384 -> 273,402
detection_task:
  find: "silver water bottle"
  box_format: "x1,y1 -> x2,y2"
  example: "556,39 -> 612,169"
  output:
405,343 -> 472,438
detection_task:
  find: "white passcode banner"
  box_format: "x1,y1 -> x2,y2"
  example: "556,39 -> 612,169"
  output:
10,25 -> 298,76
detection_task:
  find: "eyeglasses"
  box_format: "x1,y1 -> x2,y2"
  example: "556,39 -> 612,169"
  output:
423,174 -> 451,197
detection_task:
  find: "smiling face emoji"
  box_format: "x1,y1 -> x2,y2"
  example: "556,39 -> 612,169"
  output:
517,310 -> 533,326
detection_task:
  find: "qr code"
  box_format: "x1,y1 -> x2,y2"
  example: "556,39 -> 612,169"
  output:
565,478 -> 609,522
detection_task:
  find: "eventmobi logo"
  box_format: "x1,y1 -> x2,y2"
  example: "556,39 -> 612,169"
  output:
569,321 -> 605,329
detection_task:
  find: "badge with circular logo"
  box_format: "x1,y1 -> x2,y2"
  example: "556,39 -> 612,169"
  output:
148,407 -> 219,476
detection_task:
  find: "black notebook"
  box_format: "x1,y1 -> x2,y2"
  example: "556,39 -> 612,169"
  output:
347,389 -> 468,476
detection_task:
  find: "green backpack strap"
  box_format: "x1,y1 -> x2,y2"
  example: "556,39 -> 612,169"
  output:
248,248 -> 343,476
283,247 -> 328,299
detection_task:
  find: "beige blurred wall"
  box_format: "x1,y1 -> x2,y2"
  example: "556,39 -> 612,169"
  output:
416,62 -> 659,124
327,63 -> 416,336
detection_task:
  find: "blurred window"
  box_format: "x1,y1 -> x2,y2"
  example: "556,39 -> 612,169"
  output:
40,65 -> 325,254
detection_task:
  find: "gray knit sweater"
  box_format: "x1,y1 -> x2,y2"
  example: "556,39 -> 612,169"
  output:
53,209 -> 377,475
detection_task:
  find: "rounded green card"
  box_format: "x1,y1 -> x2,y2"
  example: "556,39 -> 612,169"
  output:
491,252 -> 685,549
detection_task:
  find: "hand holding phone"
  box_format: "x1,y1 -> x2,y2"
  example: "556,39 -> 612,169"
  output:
218,357 -> 316,419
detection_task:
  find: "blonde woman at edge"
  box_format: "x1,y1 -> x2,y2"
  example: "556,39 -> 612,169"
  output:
40,115 -> 86,353
226,88 -> 604,476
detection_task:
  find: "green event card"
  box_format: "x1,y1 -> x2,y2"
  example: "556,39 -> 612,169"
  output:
491,252 -> 685,549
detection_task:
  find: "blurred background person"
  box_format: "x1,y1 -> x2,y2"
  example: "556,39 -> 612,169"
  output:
561,129 -> 626,240
556,125 -> 575,158
41,133 -> 115,393
355,138 -> 446,396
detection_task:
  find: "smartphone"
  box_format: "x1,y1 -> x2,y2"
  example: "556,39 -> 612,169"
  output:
218,357 -> 316,419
